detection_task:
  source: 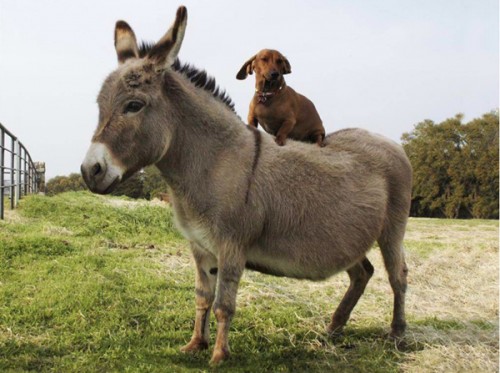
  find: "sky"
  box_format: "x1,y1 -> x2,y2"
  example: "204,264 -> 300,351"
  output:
0,0 -> 498,180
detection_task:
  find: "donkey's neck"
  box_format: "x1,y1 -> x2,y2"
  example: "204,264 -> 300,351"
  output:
155,81 -> 252,205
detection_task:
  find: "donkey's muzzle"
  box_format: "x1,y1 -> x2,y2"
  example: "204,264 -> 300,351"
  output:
81,162 -> 120,194
81,142 -> 123,194
81,162 -> 103,193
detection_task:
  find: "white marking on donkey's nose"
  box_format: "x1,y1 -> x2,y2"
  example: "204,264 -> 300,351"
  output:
81,142 -> 124,194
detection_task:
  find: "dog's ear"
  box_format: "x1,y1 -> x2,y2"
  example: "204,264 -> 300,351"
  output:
236,55 -> 256,80
281,56 -> 292,75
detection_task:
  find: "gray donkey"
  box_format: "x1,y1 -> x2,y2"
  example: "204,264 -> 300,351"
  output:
81,6 -> 412,365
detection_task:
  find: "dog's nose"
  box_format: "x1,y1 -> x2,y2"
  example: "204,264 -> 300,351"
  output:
270,71 -> 279,80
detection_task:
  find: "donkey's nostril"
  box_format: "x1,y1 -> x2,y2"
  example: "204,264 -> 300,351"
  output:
91,162 -> 102,177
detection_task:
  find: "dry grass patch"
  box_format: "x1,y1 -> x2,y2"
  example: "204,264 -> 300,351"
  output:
401,343 -> 498,373
236,217 -> 499,372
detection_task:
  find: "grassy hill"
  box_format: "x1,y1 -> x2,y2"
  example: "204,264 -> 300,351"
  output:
0,192 -> 498,372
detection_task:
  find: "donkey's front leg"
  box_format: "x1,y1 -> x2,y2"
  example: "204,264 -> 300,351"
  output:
210,246 -> 246,365
181,243 -> 217,353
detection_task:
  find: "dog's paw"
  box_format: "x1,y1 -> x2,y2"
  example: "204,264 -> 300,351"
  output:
275,137 -> 286,146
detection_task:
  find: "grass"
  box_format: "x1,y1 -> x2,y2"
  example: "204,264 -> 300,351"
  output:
0,191 -> 498,372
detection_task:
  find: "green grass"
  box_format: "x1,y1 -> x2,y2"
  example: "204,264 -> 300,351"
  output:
0,192 -> 498,372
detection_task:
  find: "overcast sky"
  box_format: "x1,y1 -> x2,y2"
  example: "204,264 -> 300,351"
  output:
0,0 -> 498,179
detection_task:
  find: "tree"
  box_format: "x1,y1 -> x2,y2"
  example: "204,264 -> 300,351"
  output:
110,166 -> 169,200
110,171 -> 144,199
46,173 -> 87,196
142,166 -> 169,200
401,111 -> 499,219
46,166 -> 169,200
463,112 -> 499,218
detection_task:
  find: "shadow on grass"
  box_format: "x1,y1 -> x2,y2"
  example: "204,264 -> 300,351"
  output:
0,326 -> 412,373
2,317 -> 494,372
164,326 -> 420,373
165,316 -> 498,373
0,340 -> 63,372
161,317 -> 496,372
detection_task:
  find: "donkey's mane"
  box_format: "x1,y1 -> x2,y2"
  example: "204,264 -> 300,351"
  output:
139,42 -> 236,113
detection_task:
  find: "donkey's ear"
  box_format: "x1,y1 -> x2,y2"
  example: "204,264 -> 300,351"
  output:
114,21 -> 139,64
236,55 -> 256,80
148,6 -> 188,68
282,56 -> 291,75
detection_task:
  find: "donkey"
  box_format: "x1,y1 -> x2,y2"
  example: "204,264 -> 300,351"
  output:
81,6 -> 412,365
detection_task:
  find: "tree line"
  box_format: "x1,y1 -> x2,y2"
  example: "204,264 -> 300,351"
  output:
46,111 -> 499,219
45,166 -> 169,201
401,111 -> 498,219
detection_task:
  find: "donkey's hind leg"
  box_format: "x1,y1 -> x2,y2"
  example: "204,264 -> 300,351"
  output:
327,257 -> 374,336
378,232 -> 408,339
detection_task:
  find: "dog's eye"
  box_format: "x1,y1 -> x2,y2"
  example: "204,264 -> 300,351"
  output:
124,100 -> 145,114
261,57 -> 268,62
277,59 -> 283,64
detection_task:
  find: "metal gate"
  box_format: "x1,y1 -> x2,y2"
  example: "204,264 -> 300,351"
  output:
0,122 -> 38,219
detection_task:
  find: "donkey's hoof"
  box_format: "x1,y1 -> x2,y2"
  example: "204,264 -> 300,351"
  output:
326,323 -> 344,339
209,347 -> 230,366
388,334 -> 408,350
389,323 -> 406,340
180,338 -> 208,353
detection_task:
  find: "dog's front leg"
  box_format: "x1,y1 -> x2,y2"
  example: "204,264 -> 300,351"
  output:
275,119 -> 296,146
313,131 -> 326,147
181,243 -> 217,353
210,243 -> 246,365
248,113 -> 259,129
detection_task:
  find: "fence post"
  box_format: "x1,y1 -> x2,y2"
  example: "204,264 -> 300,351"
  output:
16,140 -> 21,205
23,148 -> 28,196
20,146 -> 24,197
35,162 -> 46,194
0,128 -> 4,220
10,137 -> 15,209
28,162 -> 33,194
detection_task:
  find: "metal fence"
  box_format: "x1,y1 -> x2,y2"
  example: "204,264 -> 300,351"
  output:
0,122 -> 38,219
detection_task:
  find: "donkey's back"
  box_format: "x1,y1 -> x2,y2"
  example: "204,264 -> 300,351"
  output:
247,128 -> 411,281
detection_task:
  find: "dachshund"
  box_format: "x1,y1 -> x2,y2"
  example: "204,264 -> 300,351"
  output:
237,49 -> 325,146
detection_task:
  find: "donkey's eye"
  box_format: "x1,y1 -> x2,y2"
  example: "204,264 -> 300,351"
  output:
124,100 -> 145,114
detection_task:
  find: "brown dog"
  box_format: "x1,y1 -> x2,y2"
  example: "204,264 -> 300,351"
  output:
237,49 -> 325,146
